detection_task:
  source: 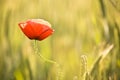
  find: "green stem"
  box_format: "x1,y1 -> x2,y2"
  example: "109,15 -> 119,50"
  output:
33,40 -> 56,64
33,40 -> 63,80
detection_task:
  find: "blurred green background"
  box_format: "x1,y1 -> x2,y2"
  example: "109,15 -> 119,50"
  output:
0,0 -> 120,80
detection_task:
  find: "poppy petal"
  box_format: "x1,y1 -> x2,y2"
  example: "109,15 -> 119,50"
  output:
37,28 -> 54,40
19,23 -> 34,39
18,19 -> 54,41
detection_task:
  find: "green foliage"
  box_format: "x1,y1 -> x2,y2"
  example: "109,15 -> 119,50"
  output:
0,0 -> 120,80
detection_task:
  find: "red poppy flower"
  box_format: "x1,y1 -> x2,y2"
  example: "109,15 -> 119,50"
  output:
18,19 -> 54,41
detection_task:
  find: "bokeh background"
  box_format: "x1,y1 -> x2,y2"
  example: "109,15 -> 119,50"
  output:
0,0 -> 120,80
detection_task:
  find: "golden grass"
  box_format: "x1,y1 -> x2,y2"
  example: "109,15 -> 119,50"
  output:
0,0 -> 120,80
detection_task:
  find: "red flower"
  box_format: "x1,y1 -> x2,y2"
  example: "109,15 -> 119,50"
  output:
18,19 -> 54,41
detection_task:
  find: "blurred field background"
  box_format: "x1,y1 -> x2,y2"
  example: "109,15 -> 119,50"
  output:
0,0 -> 120,80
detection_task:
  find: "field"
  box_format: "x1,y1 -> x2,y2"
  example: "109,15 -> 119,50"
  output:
0,0 -> 120,80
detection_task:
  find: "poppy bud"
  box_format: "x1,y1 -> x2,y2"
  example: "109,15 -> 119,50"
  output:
18,19 -> 54,41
